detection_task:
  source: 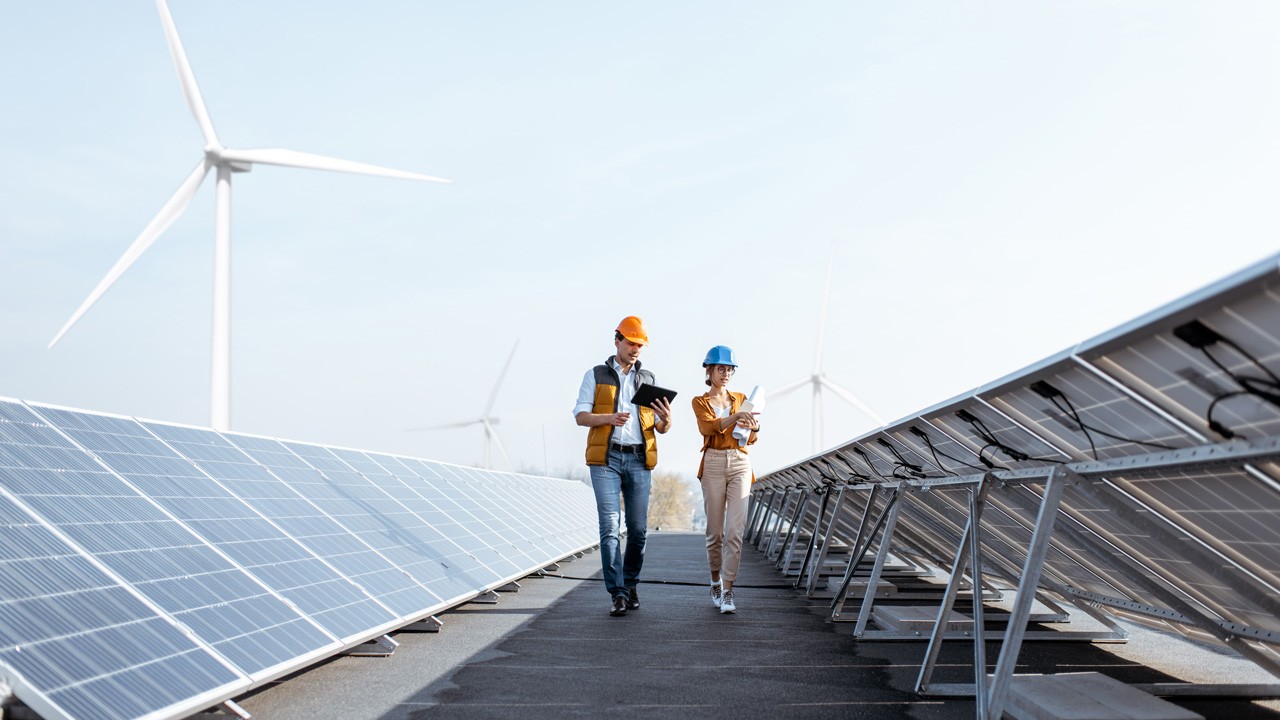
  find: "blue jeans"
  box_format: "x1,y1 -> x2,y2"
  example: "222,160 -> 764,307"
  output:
589,448 -> 651,597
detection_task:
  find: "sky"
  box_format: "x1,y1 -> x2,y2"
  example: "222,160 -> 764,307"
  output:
2,2 -> 1279,483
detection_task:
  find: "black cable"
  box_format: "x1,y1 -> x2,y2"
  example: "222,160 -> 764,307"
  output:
1202,345 -> 1280,404
875,438 -> 930,479
1031,382 -> 1180,458
1044,392 -> 1098,459
1172,320 -> 1280,438
910,425 -> 984,474
1205,391 -> 1250,439
832,452 -> 872,482
851,446 -> 890,480
955,409 -> 1065,466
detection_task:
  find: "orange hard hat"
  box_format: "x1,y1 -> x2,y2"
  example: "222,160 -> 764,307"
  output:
616,316 -> 649,345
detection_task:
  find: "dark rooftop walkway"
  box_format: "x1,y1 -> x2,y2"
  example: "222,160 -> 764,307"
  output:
237,531 -> 1280,720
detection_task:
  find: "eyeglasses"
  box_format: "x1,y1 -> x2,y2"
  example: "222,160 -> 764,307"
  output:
712,366 -> 735,375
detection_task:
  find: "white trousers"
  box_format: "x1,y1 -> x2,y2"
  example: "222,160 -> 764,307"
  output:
700,448 -> 752,584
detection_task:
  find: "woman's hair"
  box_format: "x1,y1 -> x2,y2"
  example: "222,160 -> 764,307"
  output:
705,369 -> 712,387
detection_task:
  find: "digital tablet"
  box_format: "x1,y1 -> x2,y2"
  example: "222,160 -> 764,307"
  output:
631,383 -> 678,409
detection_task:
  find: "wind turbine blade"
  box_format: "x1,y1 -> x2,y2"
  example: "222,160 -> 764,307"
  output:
485,421 -> 514,470
821,377 -> 886,425
484,340 -> 519,416
813,244 -> 836,374
767,376 -> 810,400
155,0 -> 219,146
405,419 -> 482,431
49,160 -> 210,348
221,148 -> 452,184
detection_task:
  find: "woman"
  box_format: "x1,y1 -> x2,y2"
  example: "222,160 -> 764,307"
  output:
691,345 -> 759,614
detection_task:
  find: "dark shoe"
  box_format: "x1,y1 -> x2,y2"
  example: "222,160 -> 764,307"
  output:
625,587 -> 639,610
609,595 -> 627,616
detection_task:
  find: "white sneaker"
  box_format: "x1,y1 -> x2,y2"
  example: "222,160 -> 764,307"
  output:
720,589 -> 736,614
710,582 -> 723,608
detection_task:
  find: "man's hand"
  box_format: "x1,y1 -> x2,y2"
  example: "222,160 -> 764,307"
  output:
651,397 -> 672,423
608,411 -> 631,427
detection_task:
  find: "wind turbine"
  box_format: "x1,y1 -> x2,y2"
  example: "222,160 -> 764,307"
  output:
409,341 -> 519,470
48,0 -> 450,432
768,247 -> 885,452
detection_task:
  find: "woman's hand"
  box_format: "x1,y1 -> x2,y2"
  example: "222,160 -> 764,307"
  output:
734,411 -> 760,429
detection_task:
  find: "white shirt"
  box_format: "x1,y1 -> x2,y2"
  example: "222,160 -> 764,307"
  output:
573,357 -> 643,445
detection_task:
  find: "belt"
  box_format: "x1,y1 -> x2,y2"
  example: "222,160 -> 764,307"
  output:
610,442 -> 644,454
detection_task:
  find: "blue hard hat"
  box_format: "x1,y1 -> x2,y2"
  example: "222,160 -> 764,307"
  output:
702,345 -> 737,367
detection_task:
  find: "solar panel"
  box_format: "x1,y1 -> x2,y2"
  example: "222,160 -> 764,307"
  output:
140,422 -> 404,641
0,491 -> 248,720
16,404 -> 339,678
0,393 -> 599,720
752,253 -> 1280,714
397,458 -> 547,573
220,434 -> 449,618
327,447 -> 516,584
275,440 -> 477,605
0,400 -> 248,720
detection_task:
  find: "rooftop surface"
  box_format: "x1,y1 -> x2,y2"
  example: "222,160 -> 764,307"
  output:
236,531 -> 1280,720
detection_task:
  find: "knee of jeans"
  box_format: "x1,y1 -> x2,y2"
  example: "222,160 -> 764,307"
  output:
598,512 -> 621,534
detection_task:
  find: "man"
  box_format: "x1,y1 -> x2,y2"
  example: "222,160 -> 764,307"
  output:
574,315 -> 673,616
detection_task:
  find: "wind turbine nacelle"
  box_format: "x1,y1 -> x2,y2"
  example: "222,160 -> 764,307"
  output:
203,146 -> 252,173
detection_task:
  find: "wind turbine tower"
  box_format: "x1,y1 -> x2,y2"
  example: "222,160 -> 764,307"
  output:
48,0 -> 450,431
769,247 -> 885,452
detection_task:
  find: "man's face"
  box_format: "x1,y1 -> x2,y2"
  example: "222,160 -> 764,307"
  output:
615,337 -> 644,366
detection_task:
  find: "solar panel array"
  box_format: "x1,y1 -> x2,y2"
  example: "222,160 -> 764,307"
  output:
0,401 -> 598,720
751,252 -> 1280,719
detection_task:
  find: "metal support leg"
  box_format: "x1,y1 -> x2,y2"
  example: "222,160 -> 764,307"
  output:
346,634 -> 399,657
760,489 -> 787,549
777,489 -> 812,571
748,489 -> 775,546
401,615 -> 443,633
916,475 -> 994,695
854,484 -> 906,636
968,484 -> 990,719
807,486 -> 848,595
831,485 -> 893,620
766,490 -> 799,559
794,488 -> 830,588
986,469 -> 1067,720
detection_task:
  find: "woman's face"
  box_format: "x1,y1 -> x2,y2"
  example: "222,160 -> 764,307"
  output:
708,364 -> 735,389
